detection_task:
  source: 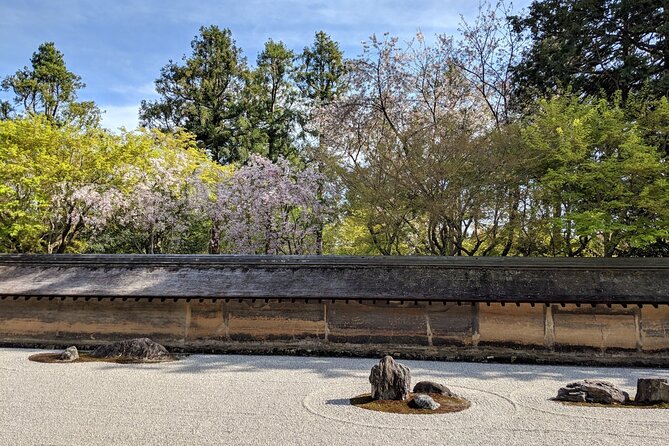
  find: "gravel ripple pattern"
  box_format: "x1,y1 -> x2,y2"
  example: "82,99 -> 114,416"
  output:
0,349 -> 667,445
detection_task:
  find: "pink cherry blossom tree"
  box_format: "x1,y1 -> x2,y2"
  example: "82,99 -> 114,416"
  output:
207,155 -> 332,255
114,150 -> 211,254
47,183 -> 124,253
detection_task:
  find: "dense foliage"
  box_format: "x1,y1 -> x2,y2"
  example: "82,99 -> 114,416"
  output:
0,116 -> 329,254
510,0 -> 668,103
317,32 -> 669,257
1,0 -> 668,256
1,42 -> 101,128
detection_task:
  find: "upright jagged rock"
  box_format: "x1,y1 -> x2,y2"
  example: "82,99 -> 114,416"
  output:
91,338 -> 169,361
635,378 -> 669,404
369,356 -> 411,401
555,380 -> 629,404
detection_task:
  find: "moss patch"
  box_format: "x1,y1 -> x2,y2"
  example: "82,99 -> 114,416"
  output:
28,352 -> 180,364
555,399 -> 669,409
350,392 -> 470,414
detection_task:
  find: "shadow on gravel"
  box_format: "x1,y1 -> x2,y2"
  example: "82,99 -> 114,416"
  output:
90,354 -> 365,379
85,353 -> 669,388
398,359 -> 669,389
326,398 -> 351,406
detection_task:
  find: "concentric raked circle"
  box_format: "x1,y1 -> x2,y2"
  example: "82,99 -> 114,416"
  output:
302,379 -> 668,441
511,390 -> 669,424
302,380 -> 517,431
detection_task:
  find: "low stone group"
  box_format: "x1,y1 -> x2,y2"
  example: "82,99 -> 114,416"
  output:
369,355 -> 454,410
57,338 -> 170,362
555,378 -> 669,405
58,345 -> 669,408
91,337 -> 169,360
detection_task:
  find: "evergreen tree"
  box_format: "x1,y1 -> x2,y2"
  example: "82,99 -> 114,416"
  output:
296,31 -> 347,106
2,42 -> 100,128
241,40 -> 299,162
295,31 -> 347,253
511,0 -> 668,103
139,26 -> 248,164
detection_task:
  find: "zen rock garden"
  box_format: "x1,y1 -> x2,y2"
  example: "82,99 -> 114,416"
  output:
29,338 -> 175,363
28,347 -> 669,411
350,355 -> 471,414
555,378 -> 669,407
350,355 -> 669,414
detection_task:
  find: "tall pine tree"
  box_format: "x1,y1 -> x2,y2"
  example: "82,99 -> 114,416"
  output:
511,0 -> 668,104
139,26 -> 248,164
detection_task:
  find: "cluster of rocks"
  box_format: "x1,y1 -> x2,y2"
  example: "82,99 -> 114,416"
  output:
555,378 -> 669,405
90,338 -> 170,360
56,338 -> 170,362
54,345 -> 669,409
556,380 -> 629,404
368,355 -> 456,411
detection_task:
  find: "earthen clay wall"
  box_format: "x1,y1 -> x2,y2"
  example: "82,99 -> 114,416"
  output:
1,255 -> 668,365
2,298 -> 668,366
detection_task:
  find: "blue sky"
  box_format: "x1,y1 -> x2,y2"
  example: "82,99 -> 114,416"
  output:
0,0 -> 531,130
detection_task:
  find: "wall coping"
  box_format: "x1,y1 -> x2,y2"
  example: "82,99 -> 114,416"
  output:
1,254 -> 668,269
1,254 -> 668,304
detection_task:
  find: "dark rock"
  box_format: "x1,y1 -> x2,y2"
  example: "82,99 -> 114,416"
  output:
91,338 -> 169,361
635,378 -> 669,404
369,355 -> 411,401
410,394 -> 440,410
555,380 -> 629,404
59,346 -> 79,362
413,381 -> 454,397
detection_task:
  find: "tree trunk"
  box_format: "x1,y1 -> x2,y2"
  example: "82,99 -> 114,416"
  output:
208,220 -> 221,254
315,223 -> 323,255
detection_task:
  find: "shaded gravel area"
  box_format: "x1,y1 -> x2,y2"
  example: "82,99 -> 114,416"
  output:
0,348 -> 667,445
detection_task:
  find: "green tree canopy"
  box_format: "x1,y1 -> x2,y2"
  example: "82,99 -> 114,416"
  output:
0,115 -> 221,254
0,116 -> 135,252
511,0 -> 669,103
1,42 -> 100,128
139,26 -> 248,164
296,31 -> 347,105
521,94 -> 669,256
240,39 -> 299,162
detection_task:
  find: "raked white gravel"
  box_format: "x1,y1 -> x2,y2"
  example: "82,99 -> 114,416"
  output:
1,348 -> 667,446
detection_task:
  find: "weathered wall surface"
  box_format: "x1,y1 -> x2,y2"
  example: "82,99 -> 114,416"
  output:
2,298 -> 668,366
1,255 -> 668,365
2,255 -> 669,304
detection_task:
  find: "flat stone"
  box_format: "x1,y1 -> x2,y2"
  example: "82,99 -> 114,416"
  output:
59,346 -> 79,362
91,338 -> 169,361
635,378 -> 669,404
413,381 -> 454,396
410,394 -> 440,410
369,355 -> 411,401
555,380 -> 629,404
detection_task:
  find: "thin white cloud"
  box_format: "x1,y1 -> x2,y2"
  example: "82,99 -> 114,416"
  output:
100,104 -> 140,132
173,0 -> 466,30
109,82 -> 158,97
2,0 -> 533,118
